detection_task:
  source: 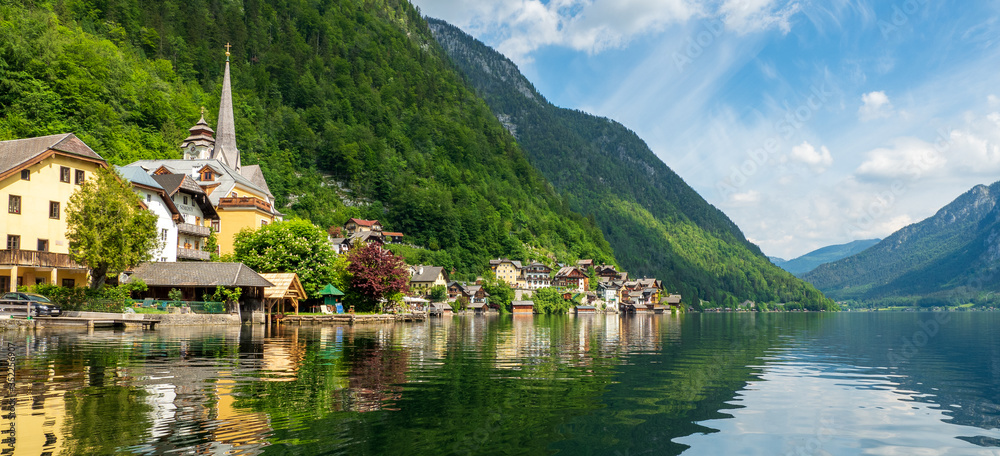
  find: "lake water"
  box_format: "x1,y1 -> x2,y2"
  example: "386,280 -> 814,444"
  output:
3,312 -> 1000,455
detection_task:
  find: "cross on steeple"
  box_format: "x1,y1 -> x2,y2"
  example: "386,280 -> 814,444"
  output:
224,42 -> 232,55
200,106 -> 206,117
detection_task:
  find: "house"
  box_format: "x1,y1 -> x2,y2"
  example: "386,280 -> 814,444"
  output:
522,262 -> 551,290
409,265 -> 447,296
329,237 -> 351,254
553,267 -> 588,293
0,133 -> 107,291
129,52 -> 279,255
117,165 -> 182,262
462,284 -> 491,309
349,230 -> 384,247
576,259 -> 594,271
152,172 -> 220,259
447,281 -> 464,299
575,305 -> 597,314
595,264 -> 621,281
511,300 -> 534,314
126,262 -> 273,323
344,218 -> 382,236
382,232 -> 404,244
489,259 -> 524,288
428,302 -> 452,316
666,294 -> 683,309
597,281 -> 621,312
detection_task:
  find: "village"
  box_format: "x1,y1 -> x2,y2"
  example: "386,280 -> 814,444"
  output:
0,49 -> 683,323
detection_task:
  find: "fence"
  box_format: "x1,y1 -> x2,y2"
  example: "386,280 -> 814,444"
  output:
127,299 -> 227,314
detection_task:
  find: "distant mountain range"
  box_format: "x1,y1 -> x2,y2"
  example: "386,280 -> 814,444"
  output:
427,18 -> 834,310
770,239 -> 881,276
803,182 -> 1000,306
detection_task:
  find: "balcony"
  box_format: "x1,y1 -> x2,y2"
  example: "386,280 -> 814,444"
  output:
0,250 -> 83,269
218,196 -> 272,213
177,247 -> 211,261
177,223 -> 211,237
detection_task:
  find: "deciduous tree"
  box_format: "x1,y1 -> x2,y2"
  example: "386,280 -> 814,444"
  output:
232,219 -> 337,298
65,167 -> 159,290
347,243 -> 409,313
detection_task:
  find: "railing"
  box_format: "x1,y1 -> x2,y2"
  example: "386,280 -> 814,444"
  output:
177,223 -> 210,237
0,250 -> 83,268
218,196 -> 272,212
177,247 -> 211,261
128,299 -> 227,314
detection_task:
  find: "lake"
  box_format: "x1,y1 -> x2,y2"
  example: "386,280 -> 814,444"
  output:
3,312 -> 1000,455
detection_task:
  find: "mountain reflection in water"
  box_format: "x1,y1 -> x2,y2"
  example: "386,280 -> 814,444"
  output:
1,312 -> 999,455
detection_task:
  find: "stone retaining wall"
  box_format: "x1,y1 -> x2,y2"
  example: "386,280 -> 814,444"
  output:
63,311 -> 242,326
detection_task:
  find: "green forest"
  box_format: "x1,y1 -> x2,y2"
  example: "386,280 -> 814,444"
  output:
427,19 -> 835,310
0,0 -> 615,276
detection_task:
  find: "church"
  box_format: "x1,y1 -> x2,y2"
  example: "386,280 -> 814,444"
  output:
128,45 -> 280,255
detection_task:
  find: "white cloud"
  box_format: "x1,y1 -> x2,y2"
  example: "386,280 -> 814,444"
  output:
731,190 -> 761,203
789,141 -> 833,172
720,0 -> 800,35
989,94 -> 1000,107
857,90 -> 894,121
854,137 -> 945,181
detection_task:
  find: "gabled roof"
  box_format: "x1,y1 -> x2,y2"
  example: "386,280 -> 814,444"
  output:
490,259 -> 523,268
511,300 -> 534,307
555,266 -> 585,278
151,173 -> 219,220
347,218 -> 380,227
116,165 -> 181,219
128,262 -> 273,288
127,159 -> 273,212
410,265 -> 445,283
0,133 -> 106,181
259,273 -> 307,300
318,284 -> 345,296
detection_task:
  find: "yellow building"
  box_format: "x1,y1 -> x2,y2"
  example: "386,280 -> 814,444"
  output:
489,259 -> 526,288
0,133 -> 105,291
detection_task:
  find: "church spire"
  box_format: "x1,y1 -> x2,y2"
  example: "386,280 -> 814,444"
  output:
213,42 -> 240,171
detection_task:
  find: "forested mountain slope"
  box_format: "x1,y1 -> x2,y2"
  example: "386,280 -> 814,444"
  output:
804,182 -> 1000,305
0,0 -> 616,275
428,19 -> 834,309
771,239 -> 880,276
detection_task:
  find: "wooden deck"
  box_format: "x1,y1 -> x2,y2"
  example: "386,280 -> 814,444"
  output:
31,316 -> 159,329
279,313 -> 426,325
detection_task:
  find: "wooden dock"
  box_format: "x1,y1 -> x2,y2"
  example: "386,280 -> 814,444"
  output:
31,316 -> 159,330
279,313 -> 426,325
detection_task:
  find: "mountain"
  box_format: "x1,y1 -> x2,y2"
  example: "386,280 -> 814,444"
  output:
0,0 -> 617,276
427,19 -> 835,310
803,182 -> 1000,306
771,239 -> 881,276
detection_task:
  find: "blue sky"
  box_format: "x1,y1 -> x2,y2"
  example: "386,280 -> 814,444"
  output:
410,0 -> 1000,260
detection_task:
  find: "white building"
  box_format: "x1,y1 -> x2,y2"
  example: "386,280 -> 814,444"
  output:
117,166 -> 179,262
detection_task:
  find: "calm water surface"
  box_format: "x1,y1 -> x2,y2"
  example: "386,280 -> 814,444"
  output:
3,312 -> 1000,455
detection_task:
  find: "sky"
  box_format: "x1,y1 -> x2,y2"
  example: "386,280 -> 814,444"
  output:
409,0 -> 1000,260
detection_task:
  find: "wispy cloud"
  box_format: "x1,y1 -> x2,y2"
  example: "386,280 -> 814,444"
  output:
857,90 -> 893,121
789,141 -> 833,172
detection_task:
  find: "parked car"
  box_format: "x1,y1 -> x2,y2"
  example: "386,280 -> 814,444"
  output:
0,292 -> 62,317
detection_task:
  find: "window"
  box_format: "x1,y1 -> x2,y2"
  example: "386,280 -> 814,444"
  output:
261,220 -> 268,227
201,169 -> 214,181
160,229 -> 167,241
20,170 -> 29,181
6,235 -> 19,250
37,239 -> 48,252
75,169 -> 85,184
34,278 -> 45,285
49,201 -> 60,219
59,167 -> 70,183
146,194 -> 151,203
211,220 -> 220,232
195,216 -> 201,226
8,195 -> 20,214
61,279 -> 75,288
183,195 -> 188,205
194,241 -> 200,250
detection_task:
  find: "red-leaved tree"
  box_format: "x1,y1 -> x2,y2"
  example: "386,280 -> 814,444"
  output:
347,243 -> 410,312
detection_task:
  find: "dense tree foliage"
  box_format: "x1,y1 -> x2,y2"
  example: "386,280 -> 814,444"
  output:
230,219 -> 337,298
0,0 -> 615,278
347,243 -> 409,312
65,167 -> 159,289
428,19 -> 836,311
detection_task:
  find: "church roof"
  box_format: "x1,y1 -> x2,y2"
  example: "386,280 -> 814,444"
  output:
240,164 -> 273,197
127,159 -> 276,214
213,58 -> 240,170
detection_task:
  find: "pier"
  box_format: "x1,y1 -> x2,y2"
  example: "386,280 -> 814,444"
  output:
279,313 -> 426,325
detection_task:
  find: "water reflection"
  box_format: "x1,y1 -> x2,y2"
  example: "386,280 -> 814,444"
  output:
2,313 -> 1000,454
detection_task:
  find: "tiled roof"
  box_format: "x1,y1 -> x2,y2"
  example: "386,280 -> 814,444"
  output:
128,262 -> 273,288
410,266 -> 444,283
127,159 -> 273,212
0,133 -> 105,178
348,218 -> 380,227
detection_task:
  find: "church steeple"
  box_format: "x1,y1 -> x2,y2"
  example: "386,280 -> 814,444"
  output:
213,42 -> 240,171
